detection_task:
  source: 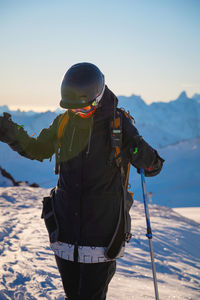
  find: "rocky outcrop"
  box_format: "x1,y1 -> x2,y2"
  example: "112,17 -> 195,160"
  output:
0,166 -> 39,187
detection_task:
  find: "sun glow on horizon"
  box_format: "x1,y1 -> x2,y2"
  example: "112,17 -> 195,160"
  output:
8,105 -> 61,113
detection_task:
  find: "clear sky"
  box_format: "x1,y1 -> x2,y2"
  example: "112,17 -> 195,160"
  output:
0,0 -> 200,111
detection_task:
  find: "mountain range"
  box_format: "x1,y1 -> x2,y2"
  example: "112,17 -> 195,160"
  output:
0,91 -> 199,207
1,91 -> 200,148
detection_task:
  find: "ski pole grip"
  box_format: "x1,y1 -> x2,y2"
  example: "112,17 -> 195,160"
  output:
140,168 -> 152,233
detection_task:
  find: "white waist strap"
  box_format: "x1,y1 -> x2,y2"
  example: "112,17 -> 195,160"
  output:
50,241 -> 125,263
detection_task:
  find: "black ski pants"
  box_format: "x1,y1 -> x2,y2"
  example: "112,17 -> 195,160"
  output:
55,255 -> 116,300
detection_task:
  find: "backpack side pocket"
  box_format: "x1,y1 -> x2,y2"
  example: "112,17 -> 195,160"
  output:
124,190 -> 134,242
41,188 -> 59,243
104,188 -> 134,260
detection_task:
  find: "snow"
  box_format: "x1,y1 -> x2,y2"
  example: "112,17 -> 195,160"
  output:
0,186 -> 200,299
173,207 -> 200,224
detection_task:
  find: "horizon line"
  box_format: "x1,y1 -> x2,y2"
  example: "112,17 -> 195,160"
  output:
0,90 -> 199,113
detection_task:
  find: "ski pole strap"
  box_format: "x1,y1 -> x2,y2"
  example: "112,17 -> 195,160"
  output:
140,168 -> 153,239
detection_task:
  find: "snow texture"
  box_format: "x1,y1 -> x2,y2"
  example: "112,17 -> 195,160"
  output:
0,187 -> 199,299
173,207 -> 200,223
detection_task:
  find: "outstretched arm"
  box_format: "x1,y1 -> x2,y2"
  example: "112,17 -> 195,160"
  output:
0,112 -> 61,162
122,113 -> 164,177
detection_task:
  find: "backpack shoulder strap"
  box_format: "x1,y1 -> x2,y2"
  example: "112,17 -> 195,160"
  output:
119,108 -> 134,193
57,110 -> 69,146
54,110 -> 69,174
110,107 -> 134,192
117,107 -> 134,124
110,109 -> 122,167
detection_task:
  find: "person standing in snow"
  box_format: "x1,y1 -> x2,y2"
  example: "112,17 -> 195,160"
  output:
0,62 -> 164,299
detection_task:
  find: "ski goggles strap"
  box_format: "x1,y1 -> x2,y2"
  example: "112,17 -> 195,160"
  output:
94,84 -> 105,105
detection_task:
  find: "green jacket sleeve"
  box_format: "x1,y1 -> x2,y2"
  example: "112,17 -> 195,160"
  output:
0,113 -> 61,162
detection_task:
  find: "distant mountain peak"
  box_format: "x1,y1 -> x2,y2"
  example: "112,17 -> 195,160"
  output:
192,93 -> 200,102
128,94 -> 147,106
177,91 -> 189,101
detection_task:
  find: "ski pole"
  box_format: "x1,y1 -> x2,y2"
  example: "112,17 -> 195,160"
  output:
140,168 -> 159,300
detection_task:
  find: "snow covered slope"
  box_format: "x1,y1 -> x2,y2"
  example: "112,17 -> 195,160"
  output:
129,137 -> 200,208
173,207 -> 200,223
0,187 -> 199,299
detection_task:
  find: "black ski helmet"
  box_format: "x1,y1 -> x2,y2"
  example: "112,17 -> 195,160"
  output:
60,62 -> 105,109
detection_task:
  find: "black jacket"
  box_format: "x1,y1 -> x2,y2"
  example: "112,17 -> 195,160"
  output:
0,86 -> 164,247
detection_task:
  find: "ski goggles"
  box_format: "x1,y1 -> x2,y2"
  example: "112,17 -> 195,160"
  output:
71,101 -> 97,119
71,84 -> 105,119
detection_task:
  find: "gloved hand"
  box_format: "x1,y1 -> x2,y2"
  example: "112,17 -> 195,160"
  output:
137,151 -> 165,177
0,112 -> 18,144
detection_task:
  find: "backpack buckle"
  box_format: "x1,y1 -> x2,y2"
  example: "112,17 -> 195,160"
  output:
111,129 -> 122,148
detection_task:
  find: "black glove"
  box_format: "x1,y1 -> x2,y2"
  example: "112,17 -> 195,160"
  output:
0,112 -> 18,144
130,137 -> 165,177
137,151 -> 165,177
